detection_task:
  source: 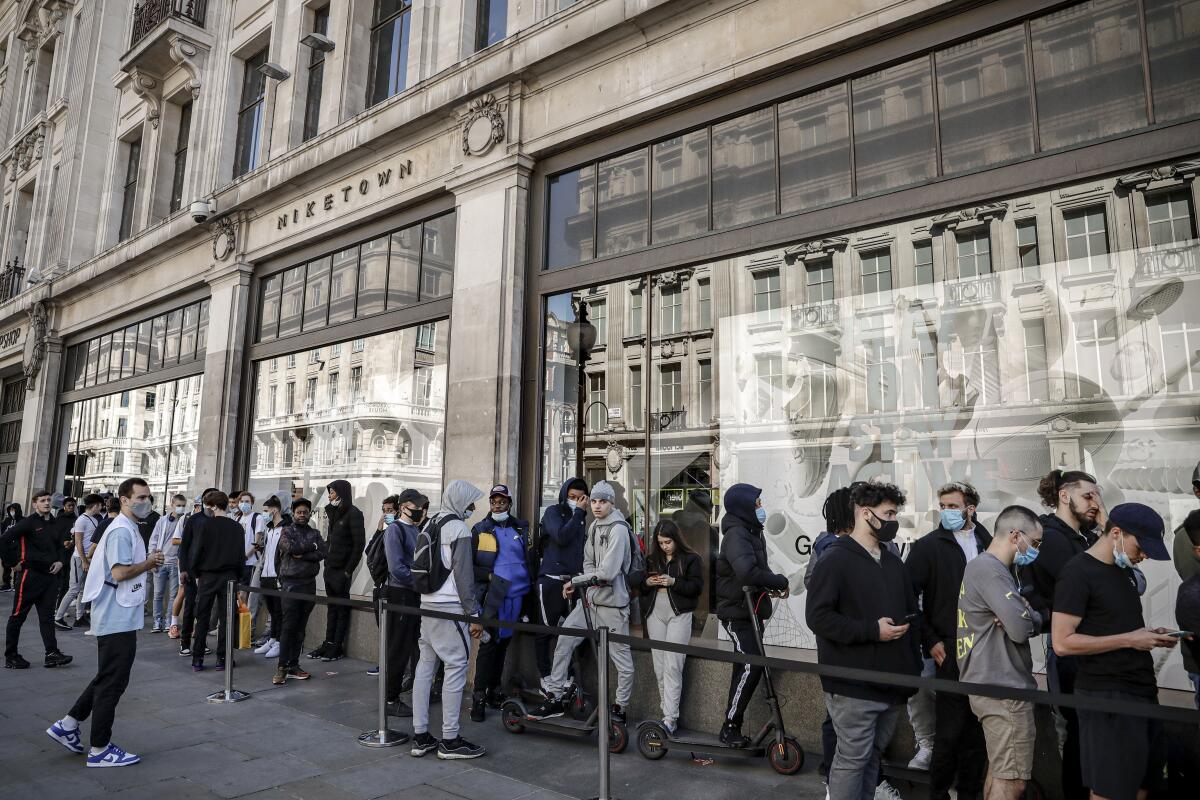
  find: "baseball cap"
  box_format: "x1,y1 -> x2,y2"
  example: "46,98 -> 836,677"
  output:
489,484 -> 512,500
1108,503 -> 1169,560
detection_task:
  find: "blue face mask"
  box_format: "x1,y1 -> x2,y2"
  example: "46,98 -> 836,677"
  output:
1014,535 -> 1039,567
384,513 -> 395,525
755,507 -> 767,525
491,511 -> 510,522
1113,536 -> 1134,569
239,502 -> 252,515
940,509 -> 966,531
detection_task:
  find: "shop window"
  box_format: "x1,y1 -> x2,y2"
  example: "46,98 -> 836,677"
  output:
546,166 -> 596,269
1064,206 -> 1110,274
1146,190 -> 1196,246
1030,0 -> 1147,150
118,136 -> 142,241
1017,219 -> 1041,280
368,0 -> 412,107
420,214 -> 456,300
1144,0 -> 1200,121
753,269 -> 781,322
329,246 -> 359,325
652,130 -> 710,244
234,49 -> 268,178
697,279 -> 712,328
358,236 -> 389,316
853,58 -> 937,195
474,0 -> 507,52
805,261 -> 834,302
936,26 -> 1034,174
302,5 -> 330,142
169,102 -> 192,214
712,108 -> 777,229
779,84 -> 851,212
956,229 -> 992,278
303,256 -> 332,331
597,150 -> 648,257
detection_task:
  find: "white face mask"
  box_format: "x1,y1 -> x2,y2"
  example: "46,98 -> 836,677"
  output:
491,511 -> 509,522
174,506 -> 186,516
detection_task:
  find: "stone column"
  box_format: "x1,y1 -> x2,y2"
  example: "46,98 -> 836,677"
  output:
192,260 -> 254,493
14,300 -> 64,502
442,154 -> 531,497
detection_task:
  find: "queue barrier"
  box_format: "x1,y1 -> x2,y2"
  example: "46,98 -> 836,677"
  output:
205,581 -> 1200,800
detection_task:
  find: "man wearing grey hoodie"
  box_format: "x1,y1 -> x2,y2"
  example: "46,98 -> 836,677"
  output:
409,480 -> 487,761
530,481 -> 636,723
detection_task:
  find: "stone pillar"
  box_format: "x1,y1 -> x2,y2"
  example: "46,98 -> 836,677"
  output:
14,300 -> 64,502
442,155 -> 531,497
193,261 -> 254,493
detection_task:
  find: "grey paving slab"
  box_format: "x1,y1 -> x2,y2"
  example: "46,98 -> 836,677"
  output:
429,767 -> 549,800
200,752 -> 329,799
374,786 -> 473,800
235,776 -> 363,800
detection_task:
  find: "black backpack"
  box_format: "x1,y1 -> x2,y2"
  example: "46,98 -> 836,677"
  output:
412,514 -> 459,594
365,529 -> 389,587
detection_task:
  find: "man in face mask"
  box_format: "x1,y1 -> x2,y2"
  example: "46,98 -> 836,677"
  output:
1051,503 -> 1177,800
382,490 -> 427,713
805,481 -> 920,800
175,490 -> 216,657
904,482 -> 991,790
2,491 -> 73,669
309,480 -> 365,662
146,494 -> 187,633
957,505 -> 1043,800
534,477 -> 589,688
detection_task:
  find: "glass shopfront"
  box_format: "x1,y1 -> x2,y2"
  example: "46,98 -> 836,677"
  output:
538,172 -> 1200,685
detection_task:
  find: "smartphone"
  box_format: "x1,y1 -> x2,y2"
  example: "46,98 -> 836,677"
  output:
903,612 -> 921,624
1164,630 -> 1193,638
647,571 -> 661,577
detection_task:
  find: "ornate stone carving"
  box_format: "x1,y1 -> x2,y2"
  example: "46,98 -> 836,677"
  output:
128,69 -> 162,129
23,301 -> 48,389
1114,160 -> 1200,192
651,268 -> 693,289
605,442 -> 625,476
929,202 -> 1008,231
783,236 -> 848,264
210,215 -> 238,262
461,93 -> 506,157
168,34 -> 205,99
9,122 -> 46,180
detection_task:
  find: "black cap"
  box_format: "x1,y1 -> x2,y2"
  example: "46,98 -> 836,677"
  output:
1108,503 -> 1169,561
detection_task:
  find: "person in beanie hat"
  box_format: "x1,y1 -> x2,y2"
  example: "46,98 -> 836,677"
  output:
1052,502 -> 1180,800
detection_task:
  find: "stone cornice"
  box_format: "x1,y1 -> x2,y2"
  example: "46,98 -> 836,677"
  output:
1114,160 -> 1200,192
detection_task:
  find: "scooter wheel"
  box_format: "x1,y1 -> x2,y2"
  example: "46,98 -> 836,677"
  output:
501,705 -> 525,734
767,737 -> 804,775
608,722 -> 628,754
570,691 -> 594,721
636,726 -> 668,760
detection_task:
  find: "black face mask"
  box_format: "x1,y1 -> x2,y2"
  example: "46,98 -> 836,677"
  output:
869,511 -> 899,543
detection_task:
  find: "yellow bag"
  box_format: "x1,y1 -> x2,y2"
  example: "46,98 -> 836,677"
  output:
238,602 -> 252,650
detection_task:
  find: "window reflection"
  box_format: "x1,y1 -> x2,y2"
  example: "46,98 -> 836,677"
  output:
1144,0 -> 1200,121
853,58 -> 937,195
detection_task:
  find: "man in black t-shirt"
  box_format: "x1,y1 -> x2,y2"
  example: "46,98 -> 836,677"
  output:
1051,503 -> 1179,800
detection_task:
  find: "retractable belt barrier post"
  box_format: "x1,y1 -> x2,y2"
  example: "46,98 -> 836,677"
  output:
358,595 -> 408,748
207,579 -> 250,704
591,625 -> 617,800
236,583 -> 1200,724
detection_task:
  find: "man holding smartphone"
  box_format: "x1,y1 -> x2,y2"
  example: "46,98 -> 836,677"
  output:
1051,503 -> 1177,800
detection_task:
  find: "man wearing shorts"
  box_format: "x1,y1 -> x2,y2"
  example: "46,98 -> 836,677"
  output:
1052,503 -> 1178,800
957,505 -> 1043,800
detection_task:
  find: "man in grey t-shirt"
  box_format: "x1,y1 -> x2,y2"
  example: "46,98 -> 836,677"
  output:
957,505 -> 1043,800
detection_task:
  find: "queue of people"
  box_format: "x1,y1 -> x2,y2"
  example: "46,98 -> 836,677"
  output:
3,465 -> 1195,798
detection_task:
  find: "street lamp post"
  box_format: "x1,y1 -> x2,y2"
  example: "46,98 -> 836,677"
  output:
565,299 -> 597,479
161,392 -> 180,514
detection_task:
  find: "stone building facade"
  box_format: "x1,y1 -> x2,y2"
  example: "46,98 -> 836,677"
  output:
0,0 -> 1197,693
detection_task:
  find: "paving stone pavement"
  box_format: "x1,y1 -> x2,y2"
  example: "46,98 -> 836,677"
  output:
0,590 -> 838,799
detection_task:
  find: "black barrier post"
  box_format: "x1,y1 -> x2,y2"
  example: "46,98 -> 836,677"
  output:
590,626 -> 617,800
207,579 -> 250,704
358,595 -> 408,747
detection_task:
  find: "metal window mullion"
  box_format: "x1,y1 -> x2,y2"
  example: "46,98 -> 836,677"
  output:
846,80 -> 857,196
1024,20 -> 1042,153
773,104 -> 782,217
929,52 -> 943,177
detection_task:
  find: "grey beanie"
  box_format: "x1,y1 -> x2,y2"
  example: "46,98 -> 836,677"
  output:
591,481 -> 616,503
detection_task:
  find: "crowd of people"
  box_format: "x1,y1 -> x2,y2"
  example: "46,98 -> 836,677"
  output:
1,467 -> 1197,800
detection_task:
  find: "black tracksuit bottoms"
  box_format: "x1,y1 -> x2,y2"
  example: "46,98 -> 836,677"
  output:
722,617 -> 763,727
384,586 -> 422,701
322,568 -> 352,649
179,573 -> 197,643
69,630 -> 136,748
534,575 -> 573,678
278,579 -> 316,669
191,570 -> 238,663
5,569 -> 59,657
474,634 -> 514,695
930,659 -> 986,800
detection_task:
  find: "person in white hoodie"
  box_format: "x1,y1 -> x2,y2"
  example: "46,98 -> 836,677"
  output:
409,479 -> 487,761
529,480 -> 635,723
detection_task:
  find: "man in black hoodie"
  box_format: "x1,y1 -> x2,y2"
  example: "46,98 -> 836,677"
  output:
906,481 -> 991,797
713,483 -> 789,747
806,481 -> 919,800
1024,469 -> 1104,800
534,478 -> 589,687
176,490 -> 215,657
310,480 -> 364,662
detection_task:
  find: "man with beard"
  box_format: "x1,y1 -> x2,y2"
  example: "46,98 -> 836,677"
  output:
1024,469 -> 1105,800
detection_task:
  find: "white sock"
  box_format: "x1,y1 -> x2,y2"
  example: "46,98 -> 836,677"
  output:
89,745 -> 107,756
171,616 -> 179,626
60,715 -> 79,731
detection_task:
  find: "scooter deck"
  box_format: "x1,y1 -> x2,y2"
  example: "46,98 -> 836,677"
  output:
524,715 -> 600,736
659,728 -> 765,758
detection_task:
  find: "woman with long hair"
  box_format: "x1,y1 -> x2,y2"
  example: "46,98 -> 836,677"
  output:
641,518 -> 704,734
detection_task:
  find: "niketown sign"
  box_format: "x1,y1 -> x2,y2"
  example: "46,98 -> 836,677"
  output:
275,159 -> 414,231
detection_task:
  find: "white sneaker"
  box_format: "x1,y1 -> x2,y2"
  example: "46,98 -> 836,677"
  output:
254,638 -> 274,655
264,641 -> 280,659
874,780 -> 903,800
907,744 -> 932,770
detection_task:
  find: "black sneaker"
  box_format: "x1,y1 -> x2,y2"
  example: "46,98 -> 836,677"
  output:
485,689 -> 505,710
609,704 -> 626,724
470,692 -> 486,722
73,614 -> 91,628
386,699 -> 413,717
54,618 -> 72,631
306,642 -> 331,660
319,646 -> 343,662
719,722 -> 751,748
437,736 -> 485,760
527,695 -> 565,720
5,654 -> 30,669
44,651 -> 73,668
410,732 -> 439,757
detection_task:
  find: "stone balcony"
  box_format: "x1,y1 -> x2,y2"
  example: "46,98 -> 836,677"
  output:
120,0 -> 211,80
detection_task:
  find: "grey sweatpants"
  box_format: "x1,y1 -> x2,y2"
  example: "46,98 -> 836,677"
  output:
544,601 -> 634,707
412,601 -> 471,740
825,693 -> 902,800
55,556 -> 86,621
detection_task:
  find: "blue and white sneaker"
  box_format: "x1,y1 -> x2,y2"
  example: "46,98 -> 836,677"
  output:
46,720 -> 84,753
86,743 -> 141,768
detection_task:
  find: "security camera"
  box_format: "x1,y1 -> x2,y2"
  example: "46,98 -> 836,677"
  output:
190,198 -> 215,224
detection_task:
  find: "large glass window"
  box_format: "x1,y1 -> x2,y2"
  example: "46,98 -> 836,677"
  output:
651,130 -> 710,244
474,0 -> 507,51
546,166 -> 596,269
806,261 -> 834,302
118,137 -> 141,241
853,58 -> 937,195
169,102 -> 192,214
956,229 -> 992,277
234,49 -> 268,178
368,0 -> 412,107
596,150 -> 648,257
1144,0 -> 1200,122
1030,0 -> 1147,151
1146,190 -> 1196,246
246,321 -> 448,529
302,5 -> 330,142
1064,206 -> 1110,274
753,269 -> 781,321
1017,218 -> 1041,280
712,108 -> 777,228
779,85 -> 851,212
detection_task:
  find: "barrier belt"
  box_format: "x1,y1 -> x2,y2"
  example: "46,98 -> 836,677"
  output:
239,582 -> 1200,725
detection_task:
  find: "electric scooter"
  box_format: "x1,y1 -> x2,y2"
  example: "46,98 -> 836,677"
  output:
634,587 -> 804,775
499,577 -> 628,753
